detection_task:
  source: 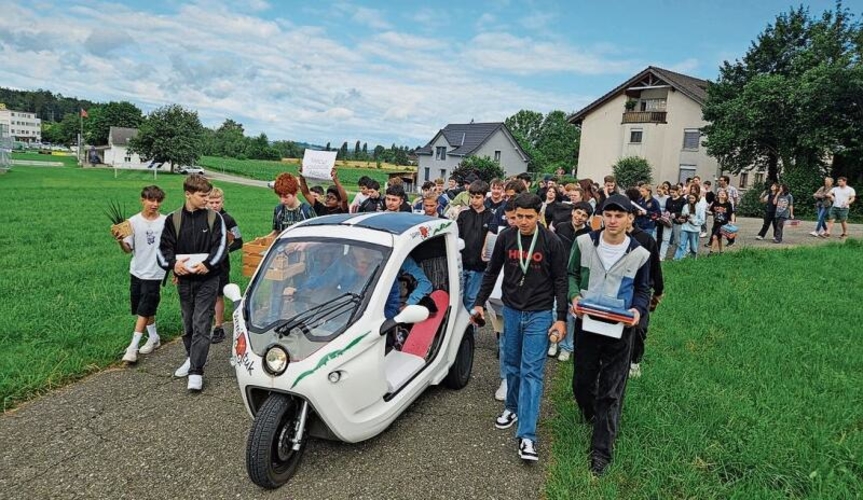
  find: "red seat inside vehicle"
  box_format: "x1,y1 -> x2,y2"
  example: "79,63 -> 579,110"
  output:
401,290 -> 449,359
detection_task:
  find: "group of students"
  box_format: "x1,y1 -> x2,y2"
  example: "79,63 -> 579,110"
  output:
112,175 -> 242,391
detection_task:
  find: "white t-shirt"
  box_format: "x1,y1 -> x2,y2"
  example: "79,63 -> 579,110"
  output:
830,186 -> 856,208
350,192 -> 369,213
597,236 -> 630,271
124,213 -> 167,280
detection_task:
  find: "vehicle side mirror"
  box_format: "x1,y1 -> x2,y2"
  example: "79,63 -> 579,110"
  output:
223,283 -> 242,302
394,305 -> 429,324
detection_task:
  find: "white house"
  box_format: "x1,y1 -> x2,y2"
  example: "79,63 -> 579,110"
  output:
568,66 -> 749,189
0,104 -> 42,143
98,126 -> 144,167
415,122 -> 530,186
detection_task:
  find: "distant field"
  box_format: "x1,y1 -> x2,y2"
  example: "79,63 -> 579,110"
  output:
198,156 -> 411,187
12,151 -> 80,168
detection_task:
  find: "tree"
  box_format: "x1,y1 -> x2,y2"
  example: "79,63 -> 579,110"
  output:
41,112 -> 79,145
702,4 -> 863,214
373,144 -> 385,161
338,141 -> 348,160
354,140 -> 361,159
451,155 -> 505,183
213,119 -> 247,158
505,109 -> 579,172
246,133 -> 280,161
84,101 -> 143,145
129,104 -> 204,172
612,157 -> 653,189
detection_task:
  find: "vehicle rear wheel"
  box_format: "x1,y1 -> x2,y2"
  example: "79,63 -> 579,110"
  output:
246,394 -> 306,489
443,327 -> 474,389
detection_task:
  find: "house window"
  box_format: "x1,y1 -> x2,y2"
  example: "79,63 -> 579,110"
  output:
424,167 -> 430,182
440,169 -> 446,180
630,128 -> 643,143
678,165 -> 697,184
640,99 -> 667,111
435,146 -> 446,161
683,129 -> 700,150
754,172 -> 764,188
739,173 -> 748,189
494,151 -> 501,163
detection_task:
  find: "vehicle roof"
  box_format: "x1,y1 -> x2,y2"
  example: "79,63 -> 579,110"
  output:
297,212 -> 446,235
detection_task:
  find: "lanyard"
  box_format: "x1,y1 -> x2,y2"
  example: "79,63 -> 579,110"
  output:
517,229 -> 539,286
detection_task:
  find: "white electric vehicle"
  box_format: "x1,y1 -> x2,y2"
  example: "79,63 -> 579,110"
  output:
224,212 -> 474,490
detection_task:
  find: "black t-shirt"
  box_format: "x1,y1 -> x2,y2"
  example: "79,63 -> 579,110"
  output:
711,201 -> 733,225
313,200 -> 347,216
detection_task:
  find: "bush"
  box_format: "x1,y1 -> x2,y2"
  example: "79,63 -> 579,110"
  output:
612,156 -> 652,189
451,155 -> 505,183
737,186 -> 766,218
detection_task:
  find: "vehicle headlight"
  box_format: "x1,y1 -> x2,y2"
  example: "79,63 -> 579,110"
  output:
264,346 -> 289,375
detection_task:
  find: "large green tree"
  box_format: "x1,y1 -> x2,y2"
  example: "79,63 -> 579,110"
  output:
129,104 -> 203,172
41,112 -> 80,145
702,4 -> 863,203
84,101 -> 143,145
505,109 -> 579,172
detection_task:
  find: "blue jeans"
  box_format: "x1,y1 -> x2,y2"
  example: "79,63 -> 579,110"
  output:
462,270 -> 484,310
816,206 -> 829,233
674,230 -> 699,260
559,312 -> 576,353
502,306 -> 552,443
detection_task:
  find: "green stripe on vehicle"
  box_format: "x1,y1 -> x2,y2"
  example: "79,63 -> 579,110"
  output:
290,331 -> 370,389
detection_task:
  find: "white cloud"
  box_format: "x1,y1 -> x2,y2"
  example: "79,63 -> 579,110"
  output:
521,12 -> 554,31
475,13 -> 497,31
665,58 -> 700,74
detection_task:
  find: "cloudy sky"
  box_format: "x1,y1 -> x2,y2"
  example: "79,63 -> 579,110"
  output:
0,0 -> 842,147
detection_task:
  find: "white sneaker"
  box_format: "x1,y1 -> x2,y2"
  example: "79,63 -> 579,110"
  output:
495,379 -> 507,401
518,438 -> 539,461
558,350 -> 571,362
699,231 -> 707,238
755,235 -> 764,240
629,363 -> 642,378
547,343 -> 559,357
187,374 -> 203,391
138,337 -> 161,355
174,358 -> 191,378
809,231 -> 819,237
494,409 -> 518,429
122,347 -> 138,363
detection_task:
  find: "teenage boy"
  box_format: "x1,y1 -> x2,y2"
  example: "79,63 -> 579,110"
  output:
158,175 -> 227,392
207,187 -> 243,345
115,185 -> 167,363
299,168 -> 349,215
457,180 -> 494,310
349,176 -> 372,213
384,185 -> 411,212
548,201 -> 593,362
825,177 -> 856,238
596,175 -> 618,211
413,181 -> 448,215
267,173 -> 317,238
484,178 -> 506,217
446,175 -> 463,200
358,180 -> 386,212
569,194 -> 651,476
422,194 -> 447,218
663,185 -> 686,261
473,193 -> 568,462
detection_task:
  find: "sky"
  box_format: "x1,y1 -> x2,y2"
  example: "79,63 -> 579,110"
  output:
0,0 -> 850,147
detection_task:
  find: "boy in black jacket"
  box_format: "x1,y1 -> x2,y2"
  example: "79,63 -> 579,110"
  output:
473,193 -> 568,463
457,180 -> 494,310
158,175 -> 226,391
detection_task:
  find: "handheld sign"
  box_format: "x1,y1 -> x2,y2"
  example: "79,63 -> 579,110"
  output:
301,150 -> 337,180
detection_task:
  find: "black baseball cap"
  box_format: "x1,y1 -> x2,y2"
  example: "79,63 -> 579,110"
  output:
602,194 -> 633,213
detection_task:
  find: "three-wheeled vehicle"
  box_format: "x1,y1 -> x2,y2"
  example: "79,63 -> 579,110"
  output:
224,212 -> 475,489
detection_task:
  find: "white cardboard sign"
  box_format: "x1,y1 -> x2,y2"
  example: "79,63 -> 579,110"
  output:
301,150 -> 337,180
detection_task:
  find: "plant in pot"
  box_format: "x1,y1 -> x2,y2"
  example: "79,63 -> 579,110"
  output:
105,200 -> 132,239
624,98 -> 638,111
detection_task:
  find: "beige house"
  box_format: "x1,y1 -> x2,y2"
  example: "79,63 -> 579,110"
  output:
94,126 -> 145,167
568,67 -> 750,189
415,122 -> 530,188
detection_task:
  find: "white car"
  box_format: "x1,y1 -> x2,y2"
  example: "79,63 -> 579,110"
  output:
178,165 -> 205,175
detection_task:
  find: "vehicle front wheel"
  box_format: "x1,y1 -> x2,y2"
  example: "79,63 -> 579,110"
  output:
246,394 -> 306,489
443,327 -> 474,389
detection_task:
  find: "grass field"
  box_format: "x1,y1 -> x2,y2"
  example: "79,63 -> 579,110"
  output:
546,242 -> 863,498
0,166 -> 276,410
12,151 -> 80,168
197,156 -> 407,187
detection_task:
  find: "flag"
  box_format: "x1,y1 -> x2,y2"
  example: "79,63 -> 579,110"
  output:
80,109 -> 88,118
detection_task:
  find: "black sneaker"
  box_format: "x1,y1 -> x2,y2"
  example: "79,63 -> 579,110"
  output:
590,455 -> 610,476
518,438 -> 539,462
211,326 -> 225,344
726,239 -> 736,247
494,409 -> 518,429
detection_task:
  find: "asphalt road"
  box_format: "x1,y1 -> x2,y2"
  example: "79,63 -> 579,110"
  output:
0,326 -> 553,500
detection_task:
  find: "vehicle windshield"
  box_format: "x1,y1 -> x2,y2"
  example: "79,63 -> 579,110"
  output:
245,238 -> 387,360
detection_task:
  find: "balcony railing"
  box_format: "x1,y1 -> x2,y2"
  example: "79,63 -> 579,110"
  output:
622,111 -> 667,124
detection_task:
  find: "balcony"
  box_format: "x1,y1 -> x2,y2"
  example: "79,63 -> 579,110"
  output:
622,111 -> 667,124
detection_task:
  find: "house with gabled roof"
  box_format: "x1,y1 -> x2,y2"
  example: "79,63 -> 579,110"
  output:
568,66 -> 750,189
415,122 -> 530,186
94,126 -> 144,167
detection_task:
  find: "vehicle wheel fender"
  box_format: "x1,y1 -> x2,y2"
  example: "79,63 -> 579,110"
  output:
443,326 -> 474,390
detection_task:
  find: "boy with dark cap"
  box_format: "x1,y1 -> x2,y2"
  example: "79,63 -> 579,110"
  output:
569,194 -> 651,475
299,167 -> 349,215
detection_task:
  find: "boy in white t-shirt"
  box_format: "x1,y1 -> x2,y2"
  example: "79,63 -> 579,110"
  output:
112,185 -> 168,363
825,176 -> 856,238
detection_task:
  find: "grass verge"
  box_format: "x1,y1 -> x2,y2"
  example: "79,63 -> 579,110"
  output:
546,241 -> 863,498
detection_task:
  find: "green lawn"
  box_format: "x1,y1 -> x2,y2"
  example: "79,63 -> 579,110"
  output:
198,155 -> 394,187
0,166 -> 275,410
12,151 -> 80,168
546,242 -> 863,498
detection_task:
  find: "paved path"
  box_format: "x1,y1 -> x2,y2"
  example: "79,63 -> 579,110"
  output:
0,327 -> 551,500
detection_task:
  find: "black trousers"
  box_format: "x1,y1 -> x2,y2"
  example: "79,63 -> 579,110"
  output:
757,212 -> 777,238
573,320 -> 634,463
178,276 -> 219,376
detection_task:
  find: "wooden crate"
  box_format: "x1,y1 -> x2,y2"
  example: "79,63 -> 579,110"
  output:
241,236 -> 275,277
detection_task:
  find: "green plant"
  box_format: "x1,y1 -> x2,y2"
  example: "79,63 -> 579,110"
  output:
625,98 -> 637,111
612,156 -> 652,189
103,200 -> 128,224
451,155 -> 505,183
736,186 -> 766,217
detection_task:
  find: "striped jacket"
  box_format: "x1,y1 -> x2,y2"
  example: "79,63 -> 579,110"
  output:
567,231 -> 651,317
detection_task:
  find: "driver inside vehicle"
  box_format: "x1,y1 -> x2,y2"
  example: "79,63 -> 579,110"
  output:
283,246 -> 380,302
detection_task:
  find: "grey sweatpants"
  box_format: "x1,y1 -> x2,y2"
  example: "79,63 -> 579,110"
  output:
178,276 -> 219,375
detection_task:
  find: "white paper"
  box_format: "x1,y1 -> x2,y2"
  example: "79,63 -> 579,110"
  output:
176,253 -> 209,271
301,150 -> 337,180
582,314 -> 624,339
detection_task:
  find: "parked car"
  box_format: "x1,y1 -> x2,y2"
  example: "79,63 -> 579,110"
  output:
178,165 -> 205,175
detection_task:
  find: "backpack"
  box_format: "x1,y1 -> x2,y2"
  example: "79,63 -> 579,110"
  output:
172,207 -> 217,235
275,203 -> 315,226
